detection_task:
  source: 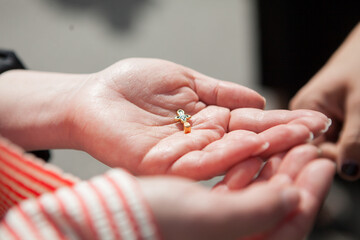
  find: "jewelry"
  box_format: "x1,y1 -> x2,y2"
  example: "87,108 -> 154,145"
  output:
175,109 -> 191,133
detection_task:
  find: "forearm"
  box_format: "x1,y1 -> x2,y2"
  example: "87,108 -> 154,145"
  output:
0,69 -> 86,150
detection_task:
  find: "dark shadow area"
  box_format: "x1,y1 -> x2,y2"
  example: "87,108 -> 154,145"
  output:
256,0 -> 360,102
45,0 -> 152,31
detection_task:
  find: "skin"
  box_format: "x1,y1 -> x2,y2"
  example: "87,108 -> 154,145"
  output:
290,22 -> 360,180
0,58 -> 330,180
140,144 -> 335,240
0,58 -> 335,238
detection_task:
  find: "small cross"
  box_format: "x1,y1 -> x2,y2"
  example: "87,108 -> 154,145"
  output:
175,109 -> 191,133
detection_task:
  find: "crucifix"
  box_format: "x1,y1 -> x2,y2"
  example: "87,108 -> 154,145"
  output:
175,109 -> 191,134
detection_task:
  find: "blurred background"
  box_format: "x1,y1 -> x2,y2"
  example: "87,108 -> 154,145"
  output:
1,0 -> 359,239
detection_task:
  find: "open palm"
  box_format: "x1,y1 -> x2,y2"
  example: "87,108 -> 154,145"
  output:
70,58 -> 330,179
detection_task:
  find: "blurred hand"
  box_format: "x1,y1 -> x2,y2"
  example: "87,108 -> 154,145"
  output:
140,144 -> 335,240
290,23 -> 360,180
69,58 -> 330,179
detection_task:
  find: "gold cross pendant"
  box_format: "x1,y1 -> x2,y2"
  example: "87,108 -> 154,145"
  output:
175,109 -> 191,134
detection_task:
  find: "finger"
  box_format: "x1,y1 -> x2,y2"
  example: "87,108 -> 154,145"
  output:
139,106 -> 229,174
256,145 -> 319,184
276,145 -> 320,180
318,142 -> 338,161
229,108 -> 330,136
266,159 -> 335,240
192,72 -> 265,109
290,80 -> 345,119
288,117 -> 331,138
255,154 -> 284,183
221,178 -> 300,238
213,157 -> 263,192
311,134 -> 326,145
323,117 -> 341,143
337,91 -> 360,180
218,148 -> 311,192
295,159 -> 335,199
291,89 -> 342,144
258,124 -> 313,158
168,130 -> 268,180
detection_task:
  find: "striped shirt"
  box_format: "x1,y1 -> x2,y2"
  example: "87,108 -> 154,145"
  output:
0,137 -> 161,240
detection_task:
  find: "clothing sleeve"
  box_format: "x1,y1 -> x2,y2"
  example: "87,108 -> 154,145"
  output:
0,169 -> 161,240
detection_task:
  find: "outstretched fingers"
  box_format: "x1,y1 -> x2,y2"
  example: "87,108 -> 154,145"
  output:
139,106 -> 229,175
229,108 -> 331,137
258,124 -> 313,158
258,145 -> 320,184
265,159 -> 335,240
276,145 -> 320,179
219,145 -> 321,191
168,130 -> 268,180
212,144 -> 334,240
213,157 -> 263,192
219,176 -> 300,239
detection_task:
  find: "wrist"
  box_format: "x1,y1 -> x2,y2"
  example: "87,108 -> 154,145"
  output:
0,70 -> 89,150
65,69 -> 131,156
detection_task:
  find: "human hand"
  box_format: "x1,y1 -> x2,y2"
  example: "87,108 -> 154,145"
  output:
139,144 -> 335,240
211,144 -> 335,240
290,23 -> 360,180
69,58 -> 330,179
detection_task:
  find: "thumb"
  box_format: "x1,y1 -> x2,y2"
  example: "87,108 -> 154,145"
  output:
338,89 -> 360,180
191,71 -> 266,109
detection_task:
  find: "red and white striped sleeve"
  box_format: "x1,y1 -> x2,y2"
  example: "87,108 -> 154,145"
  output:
0,137 -> 162,240
0,168 -> 162,240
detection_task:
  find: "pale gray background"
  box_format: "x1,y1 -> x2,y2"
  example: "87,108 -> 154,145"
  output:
0,0 -> 279,180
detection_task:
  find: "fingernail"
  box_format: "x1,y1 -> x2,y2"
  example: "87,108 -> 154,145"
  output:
341,163 -> 359,177
320,118 -> 332,134
306,132 -> 314,142
251,142 -> 270,156
282,187 -> 300,212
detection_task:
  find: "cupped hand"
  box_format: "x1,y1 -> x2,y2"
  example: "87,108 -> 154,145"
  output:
69,58 -> 330,179
139,145 -> 335,240
290,23 -> 360,180
213,144 -> 335,240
